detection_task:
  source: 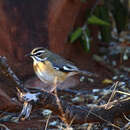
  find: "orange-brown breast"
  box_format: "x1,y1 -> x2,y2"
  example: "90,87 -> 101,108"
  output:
33,60 -> 73,84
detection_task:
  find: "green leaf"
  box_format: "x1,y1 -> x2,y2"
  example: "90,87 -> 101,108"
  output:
70,27 -> 82,43
81,28 -> 91,52
88,15 -> 110,26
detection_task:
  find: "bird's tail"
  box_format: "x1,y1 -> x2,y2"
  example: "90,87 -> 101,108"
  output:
78,70 -> 98,77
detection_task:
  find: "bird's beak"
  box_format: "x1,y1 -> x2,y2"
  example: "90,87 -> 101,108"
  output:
25,53 -> 34,57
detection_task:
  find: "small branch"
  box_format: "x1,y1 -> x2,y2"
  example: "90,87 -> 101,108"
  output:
53,77 -> 69,127
0,56 -> 28,92
0,56 -> 24,111
105,81 -> 119,109
35,91 -> 130,125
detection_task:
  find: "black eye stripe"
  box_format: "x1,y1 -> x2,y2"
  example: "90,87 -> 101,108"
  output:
35,52 -> 42,56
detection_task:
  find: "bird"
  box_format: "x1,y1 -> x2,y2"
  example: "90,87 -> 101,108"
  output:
27,47 -> 97,91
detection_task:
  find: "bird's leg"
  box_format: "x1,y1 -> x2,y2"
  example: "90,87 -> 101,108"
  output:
50,85 -> 57,93
50,77 -> 58,93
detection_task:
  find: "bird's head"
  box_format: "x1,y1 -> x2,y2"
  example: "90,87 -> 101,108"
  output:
26,47 -> 49,62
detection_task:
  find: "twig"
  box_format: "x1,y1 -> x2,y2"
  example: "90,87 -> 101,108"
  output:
123,113 -> 130,122
105,81 -> 119,109
84,83 -> 117,125
121,114 -> 130,130
53,77 -> 69,127
0,56 -> 28,92
35,91 -> 130,124
79,106 -> 120,129
45,113 -> 51,130
116,91 -> 130,96
0,123 -> 10,130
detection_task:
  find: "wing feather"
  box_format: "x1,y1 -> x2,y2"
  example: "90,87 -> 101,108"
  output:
47,51 -> 79,72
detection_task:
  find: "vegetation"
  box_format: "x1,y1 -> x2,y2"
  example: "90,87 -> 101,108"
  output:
70,0 -> 129,51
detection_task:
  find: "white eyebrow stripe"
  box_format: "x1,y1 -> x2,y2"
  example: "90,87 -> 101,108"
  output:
34,50 -> 45,55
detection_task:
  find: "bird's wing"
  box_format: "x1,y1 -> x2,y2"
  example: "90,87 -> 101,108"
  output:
47,53 -> 79,72
52,62 -> 79,72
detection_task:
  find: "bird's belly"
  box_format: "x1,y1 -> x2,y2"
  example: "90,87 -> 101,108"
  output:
33,62 -> 68,84
35,70 -> 55,83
